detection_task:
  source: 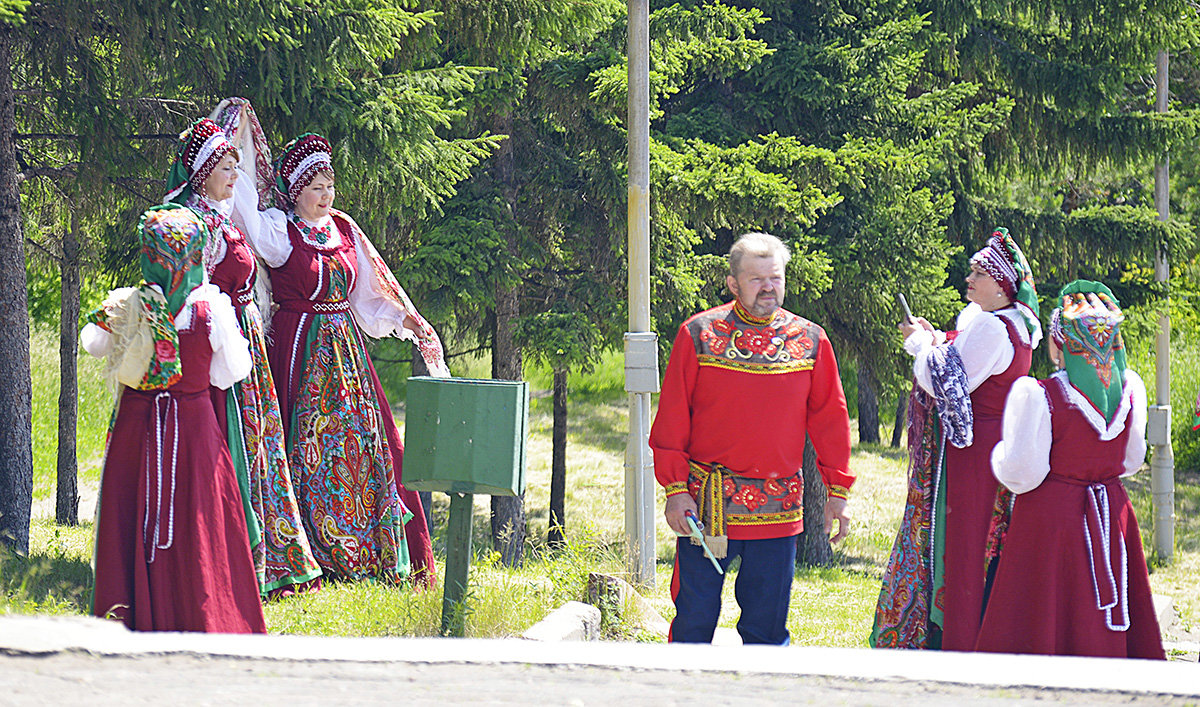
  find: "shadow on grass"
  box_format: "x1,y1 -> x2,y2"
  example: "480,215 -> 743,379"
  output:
853,441 -> 908,462
0,544 -> 93,614
531,390 -> 629,456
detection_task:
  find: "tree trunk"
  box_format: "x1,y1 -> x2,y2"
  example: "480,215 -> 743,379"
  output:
0,28 -> 34,554
548,366 -> 568,547
857,363 -> 879,444
56,212 -> 80,525
489,113 -> 525,567
410,348 -> 433,531
890,393 -> 907,448
796,437 -> 832,567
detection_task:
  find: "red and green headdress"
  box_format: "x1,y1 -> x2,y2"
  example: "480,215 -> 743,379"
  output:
969,227 -> 1041,347
273,133 -> 334,208
1050,280 -> 1127,422
164,118 -> 239,205
139,204 -> 207,315
86,206 -> 209,391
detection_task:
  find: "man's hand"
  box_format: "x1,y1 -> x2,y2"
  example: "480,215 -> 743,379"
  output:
665,493 -> 698,536
824,496 -> 850,544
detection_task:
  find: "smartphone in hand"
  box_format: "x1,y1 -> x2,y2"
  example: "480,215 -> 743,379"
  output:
896,293 -> 914,324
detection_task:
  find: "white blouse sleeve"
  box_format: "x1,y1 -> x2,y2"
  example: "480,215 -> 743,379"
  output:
203,288 -> 253,389
906,308 -> 1014,395
229,167 -> 292,268
991,376 -> 1052,494
1122,369 -> 1149,476
346,217 -> 410,340
80,323 -> 113,358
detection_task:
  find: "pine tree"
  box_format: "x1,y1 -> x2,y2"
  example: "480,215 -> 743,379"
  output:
1,0 -> 499,552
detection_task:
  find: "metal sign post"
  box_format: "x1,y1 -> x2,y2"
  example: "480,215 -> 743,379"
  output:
625,0 -> 657,588
1151,48 -> 1175,561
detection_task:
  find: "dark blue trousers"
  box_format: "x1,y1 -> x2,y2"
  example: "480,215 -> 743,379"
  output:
669,534 -> 796,645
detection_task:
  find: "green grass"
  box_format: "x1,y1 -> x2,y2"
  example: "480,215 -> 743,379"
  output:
10,329 -> 1200,647
31,324 -> 112,502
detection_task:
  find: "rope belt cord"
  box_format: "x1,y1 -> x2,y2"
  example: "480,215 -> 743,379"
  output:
234,290 -> 254,306
1082,482 -> 1131,632
691,461 -> 729,539
688,461 -> 731,558
144,392 -> 179,564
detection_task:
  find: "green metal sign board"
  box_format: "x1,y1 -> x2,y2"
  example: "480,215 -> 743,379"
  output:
402,376 -> 528,497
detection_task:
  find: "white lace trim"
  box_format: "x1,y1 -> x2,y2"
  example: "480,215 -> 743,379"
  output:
1050,370 -> 1134,441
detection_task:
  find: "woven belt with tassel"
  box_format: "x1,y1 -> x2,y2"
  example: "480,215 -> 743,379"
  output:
689,460 -> 732,559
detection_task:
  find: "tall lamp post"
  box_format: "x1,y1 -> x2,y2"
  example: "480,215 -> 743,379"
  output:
624,0 -> 658,587
1150,49 -> 1176,561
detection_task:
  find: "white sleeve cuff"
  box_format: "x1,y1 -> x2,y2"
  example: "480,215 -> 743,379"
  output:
205,290 -> 252,389
904,329 -> 935,356
80,323 -> 113,358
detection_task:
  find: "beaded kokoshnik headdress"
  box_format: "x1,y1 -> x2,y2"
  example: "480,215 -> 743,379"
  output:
969,226 -> 1042,348
274,133 -> 334,208
163,118 -> 239,206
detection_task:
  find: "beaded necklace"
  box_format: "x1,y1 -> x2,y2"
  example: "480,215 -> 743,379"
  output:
291,212 -> 338,248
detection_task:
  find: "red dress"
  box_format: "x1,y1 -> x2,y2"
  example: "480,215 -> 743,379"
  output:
940,316 -> 1030,651
202,207 -> 323,594
976,378 -> 1165,659
265,214 -> 435,582
92,301 -> 267,633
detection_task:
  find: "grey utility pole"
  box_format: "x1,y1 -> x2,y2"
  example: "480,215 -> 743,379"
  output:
624,0 -> 658,587
1150,48 -> 1175,561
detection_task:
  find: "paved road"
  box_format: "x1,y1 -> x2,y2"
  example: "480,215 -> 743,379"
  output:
1,616 -> 1197,706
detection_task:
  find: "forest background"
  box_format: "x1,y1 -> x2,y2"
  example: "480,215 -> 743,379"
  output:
2,0 -> 1200,585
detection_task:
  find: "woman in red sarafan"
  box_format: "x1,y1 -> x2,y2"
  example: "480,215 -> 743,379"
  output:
164,109 -> 323,597
84,205 -> 265,633
977,281 -> 1164,659
229,126 -> 449,585
872,227 -> 1042,651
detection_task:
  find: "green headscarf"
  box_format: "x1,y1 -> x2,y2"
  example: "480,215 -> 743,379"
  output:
139,205 -> 207,315
1051,280 -> 1127,422
84,205 -> 208,391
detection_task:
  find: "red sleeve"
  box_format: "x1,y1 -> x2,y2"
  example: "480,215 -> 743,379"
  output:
649,325 -> 698,497
807,331 -> 855,499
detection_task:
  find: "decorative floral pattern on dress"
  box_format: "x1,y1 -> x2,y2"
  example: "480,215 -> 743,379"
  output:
233,294 -> 323,592
290,309 -> 410,581
870,385 -> 940,648
290,213 -> 337,248
688,302 -> 819,374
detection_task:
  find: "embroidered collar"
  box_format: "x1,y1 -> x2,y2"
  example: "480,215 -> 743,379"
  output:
289,212 -> 342,249
732,300 -> 775,325
1050,370 -> 1134,441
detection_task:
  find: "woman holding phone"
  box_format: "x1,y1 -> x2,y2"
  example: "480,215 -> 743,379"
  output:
872,227 -> 1041,652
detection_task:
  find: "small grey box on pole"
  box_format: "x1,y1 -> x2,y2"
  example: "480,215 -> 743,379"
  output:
625,0 -> 657,587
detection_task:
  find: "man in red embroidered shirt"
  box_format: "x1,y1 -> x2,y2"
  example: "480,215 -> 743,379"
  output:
650,232 -> 854,645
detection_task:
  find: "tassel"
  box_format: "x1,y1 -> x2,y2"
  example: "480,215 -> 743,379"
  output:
706,534 -> 728,559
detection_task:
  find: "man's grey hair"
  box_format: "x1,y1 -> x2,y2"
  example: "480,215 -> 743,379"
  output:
729,232 -> 791,277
